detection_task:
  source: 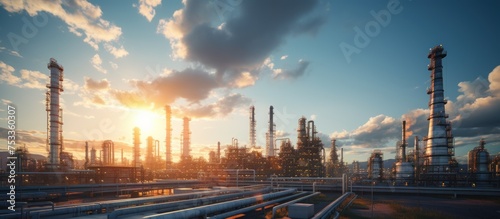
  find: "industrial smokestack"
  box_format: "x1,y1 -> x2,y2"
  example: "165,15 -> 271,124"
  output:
267,106 -> 275,157
217,141 -> 221,163
147,136 -> 154,169
341,147 -> 343,165
46,58 -> 64,170
84,141 -> 89,169
249,106 -> 256,148
414,136 -> 419,179
90,146 -> 96,165
402,120 -> 407,162
181,117 -> 191,160
133,127 -> 141,168
165,105 -> 172,166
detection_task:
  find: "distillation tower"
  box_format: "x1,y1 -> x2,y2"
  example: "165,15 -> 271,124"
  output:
165,105 -> 172,167
133,127 -> 141,168
423,45 -> 456,181
249,106 -> 256,148
46,58 -> 64,170
266,106 -> 276,157
296,117 -> 324,177
181,117 -> 191,160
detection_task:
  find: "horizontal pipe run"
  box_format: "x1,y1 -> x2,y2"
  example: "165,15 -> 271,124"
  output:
28,187 -> 256,218
271,192 -> 320,218
208,192 -> 308,219
108,188 -> 271,219
311,192 -> 353,219
145,188 -> 297,219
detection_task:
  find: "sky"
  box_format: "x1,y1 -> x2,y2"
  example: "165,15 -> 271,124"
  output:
0,0 -> 499,166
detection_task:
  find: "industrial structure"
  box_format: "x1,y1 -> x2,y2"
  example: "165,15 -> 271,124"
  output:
249,106 -> 256,148
296,117 -> 325,177
468,139 -> 491,186
101,140 -> 115,165
368,150 -> 383,181
165,105 -> 172,168
133,127 -> 141,168
327,139 -> 346,177
395,121 -> 414,184
181,117 -> 191,160
422,45 -> 458,184
266,106 -> 276,157
45,58 -> 71,170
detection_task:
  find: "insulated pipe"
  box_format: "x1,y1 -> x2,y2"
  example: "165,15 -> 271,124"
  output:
109,188 -> 272,219
311,192 -> 353,219
209,192 -> 310,219
271,192 -> 320,219
144,188 -> 297,219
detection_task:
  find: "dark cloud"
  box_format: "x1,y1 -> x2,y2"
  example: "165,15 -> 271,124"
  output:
158,0 -> 325,84
274,60 -> 310,80
0,127 -> 46,145
177,93 -> 251,118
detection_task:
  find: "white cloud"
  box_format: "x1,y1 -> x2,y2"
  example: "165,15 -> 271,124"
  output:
137,0 -> 162,22
0,61 -> 21,85
0,46 -> 23,58
19,69 -> 48,89
280,55 -> 288,60
109,61 -> 118,70
0,0 -> 125,54
233,71 -> 257,88
90,54 -> 107,74
104,43 -> 129,58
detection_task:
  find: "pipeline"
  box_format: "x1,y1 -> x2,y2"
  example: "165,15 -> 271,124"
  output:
144,188 -> 297,219
28,187 -> 255,218
311,192 -> 354,219
208,192 -> 308,219
108,187 -> 272,219
271,192 -> 320,218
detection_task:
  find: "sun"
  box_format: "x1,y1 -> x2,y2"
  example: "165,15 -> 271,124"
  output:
133,110 -> 157,135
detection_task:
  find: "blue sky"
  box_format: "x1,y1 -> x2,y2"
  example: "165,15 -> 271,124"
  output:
0,0 -> 499,165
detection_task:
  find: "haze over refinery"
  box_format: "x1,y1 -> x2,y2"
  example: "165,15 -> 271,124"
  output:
1,0 -> 500,166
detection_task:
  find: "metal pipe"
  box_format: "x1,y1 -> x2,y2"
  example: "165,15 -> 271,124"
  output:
109,187 -> 272,219
209,192 -> 309,219
270,192 -> 320,219
144,188 -> 297,219
311,192 -> 353,219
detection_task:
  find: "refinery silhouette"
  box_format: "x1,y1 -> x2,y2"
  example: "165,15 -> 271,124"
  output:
1,46 -> 499,218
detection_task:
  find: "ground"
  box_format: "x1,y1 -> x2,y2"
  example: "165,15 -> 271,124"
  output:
342,194 -> 500,219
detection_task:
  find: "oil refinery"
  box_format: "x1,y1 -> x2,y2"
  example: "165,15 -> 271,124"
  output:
1,47 -> 500,218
